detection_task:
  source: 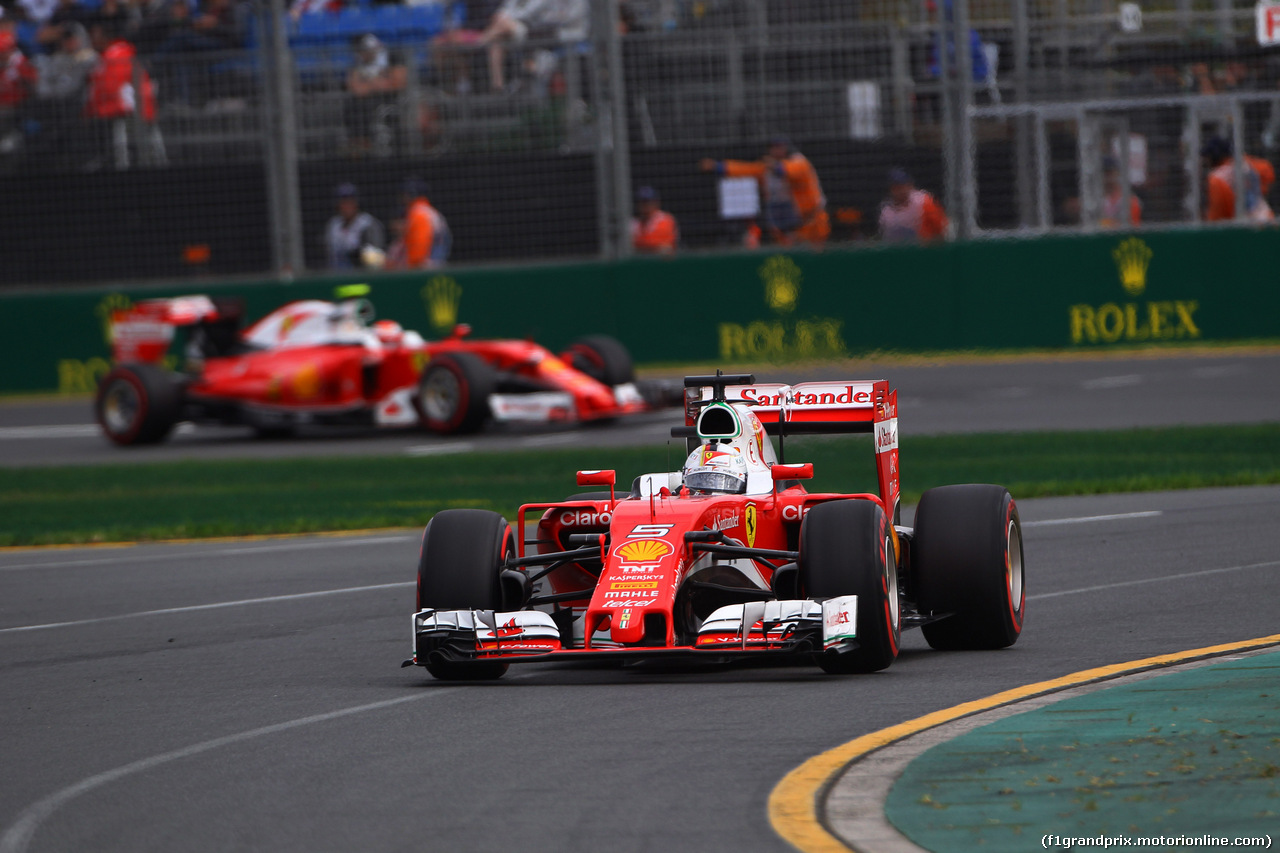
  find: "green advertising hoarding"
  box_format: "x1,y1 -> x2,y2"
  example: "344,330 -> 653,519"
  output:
3,228 -> 1277,396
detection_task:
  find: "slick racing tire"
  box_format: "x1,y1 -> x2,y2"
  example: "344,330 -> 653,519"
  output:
800,500 -> 900,674
417,509 -> 514,680
418,352 -> 495,435
562,335 -> 634,387
913,484 -> 1025,651
95,364 -> 183,446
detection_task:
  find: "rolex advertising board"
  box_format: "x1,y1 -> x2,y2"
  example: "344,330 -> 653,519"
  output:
0,229 -> 1276,395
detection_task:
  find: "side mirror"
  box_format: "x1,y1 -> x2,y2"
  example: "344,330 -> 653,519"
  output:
451,323 -> 472,339
576,469 -> 616,504
771,463 -> 814,481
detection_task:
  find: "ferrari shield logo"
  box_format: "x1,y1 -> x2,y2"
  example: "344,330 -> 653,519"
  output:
745,503 -> 757,548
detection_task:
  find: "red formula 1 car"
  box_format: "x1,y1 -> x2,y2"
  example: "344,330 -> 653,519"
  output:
405,372 -> 1026,680
95,293 -> 671,445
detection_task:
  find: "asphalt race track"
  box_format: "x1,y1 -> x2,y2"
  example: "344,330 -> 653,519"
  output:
3,486 -> 1279,853
2,350 -> 1279,466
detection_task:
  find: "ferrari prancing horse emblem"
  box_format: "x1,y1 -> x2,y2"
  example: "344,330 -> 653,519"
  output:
745,503 -> 757,548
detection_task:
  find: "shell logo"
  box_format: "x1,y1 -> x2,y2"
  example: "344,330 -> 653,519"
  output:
614,538 -> 673,564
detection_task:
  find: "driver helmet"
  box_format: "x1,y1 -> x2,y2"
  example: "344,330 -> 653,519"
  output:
682,444 -> 749,494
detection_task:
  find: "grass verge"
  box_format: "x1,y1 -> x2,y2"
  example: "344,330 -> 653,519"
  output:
5,423 -> 1280,546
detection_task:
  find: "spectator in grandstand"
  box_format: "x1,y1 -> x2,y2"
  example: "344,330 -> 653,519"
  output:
478,0 -> 589,93
289,0 -> 340,23
150,0 -> 243,105
35,0 -> 87,52
699,136 -> 830,247
325,183 -> 388,269
430,0 -> 501,94
344,33 -> 406,156
0,27 -> 36,157
401,177 -> 452,268
925,0 -> 988,84
84,17 -> 155,166
631,185 -> 678,254
877,168 -> 949,243
1099,157 -> 1142,228
16,0 -> 56,26
1201,136 -> 1275,223
30,21 -> 96,166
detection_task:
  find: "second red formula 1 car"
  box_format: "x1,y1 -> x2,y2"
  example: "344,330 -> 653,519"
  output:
95,292 -> 672,445
405,372 -> 1025,679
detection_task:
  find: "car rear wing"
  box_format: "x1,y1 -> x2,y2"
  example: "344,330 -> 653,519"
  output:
679,374 -> 891,433
677,372 -> 901,519
108,296 -> 221,363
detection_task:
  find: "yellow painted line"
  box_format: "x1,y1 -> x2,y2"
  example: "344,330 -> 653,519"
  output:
767,632 -> 1280,853
0,527 -> 418,554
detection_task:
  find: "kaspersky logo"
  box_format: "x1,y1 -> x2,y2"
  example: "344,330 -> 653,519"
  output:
421,275 -> 461,331
760,255 -> 801,314
1112,237 -> 1151,296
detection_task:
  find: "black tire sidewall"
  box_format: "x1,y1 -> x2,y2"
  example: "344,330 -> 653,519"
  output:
95,364 -> 181,445
799,500 -> 899,672
564,335 -> 634,386
417,508 -> 511,611
419,353 -> 494,434
914,484 -> 1024,649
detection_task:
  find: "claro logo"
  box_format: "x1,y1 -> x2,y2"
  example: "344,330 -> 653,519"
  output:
561,510 -> 611,526
781,504 -> 813,521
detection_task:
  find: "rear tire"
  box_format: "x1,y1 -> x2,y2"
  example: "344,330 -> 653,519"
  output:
799,500 -> 899,674
913,485 -> 1025,650
95,364 -> 183,446
562,335 -> 634,386
418,352 -> 495,435
417,509 -> 514,680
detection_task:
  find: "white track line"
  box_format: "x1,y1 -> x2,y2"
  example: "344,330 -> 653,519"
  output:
0,535 -> 414,573
0,686 -> 465,853
403,442 -> 474,456
1022,510 -> 1162,528
0,581 -> 415,634
0,425 -> 99,439
1029,559 -> 1280,601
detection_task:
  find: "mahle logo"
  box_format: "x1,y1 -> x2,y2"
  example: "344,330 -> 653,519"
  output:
1112,237 -> 1151,296
760,255 -> 801,314
421,276 -> 461,331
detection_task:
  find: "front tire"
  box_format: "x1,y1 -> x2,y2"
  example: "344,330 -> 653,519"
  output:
913,485 -> 1025,650
95,364 -> 183,446
562,335 -> 634,387
800,500 -> 900,674
417,509 -> 514,680
418,352 -> 495,435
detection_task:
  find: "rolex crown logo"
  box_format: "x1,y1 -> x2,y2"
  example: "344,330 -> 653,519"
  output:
759,255 -> 802,314
95,293 -> 132,344
422,276 -> 461,331
1112,237 -> 1152,297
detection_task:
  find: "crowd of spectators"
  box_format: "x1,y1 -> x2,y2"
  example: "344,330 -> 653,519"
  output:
0,0 -> 252,169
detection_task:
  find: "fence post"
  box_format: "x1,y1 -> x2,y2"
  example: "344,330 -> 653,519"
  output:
605,0 -> 633,258
590,0 -> 614,258
258,0 -> 305,276
954,0 -> 976,238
